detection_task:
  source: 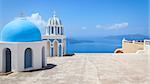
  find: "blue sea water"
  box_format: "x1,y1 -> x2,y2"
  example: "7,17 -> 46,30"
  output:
66,38 -> 122,54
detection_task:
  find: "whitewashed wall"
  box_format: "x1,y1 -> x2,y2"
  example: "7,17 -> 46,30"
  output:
0,41 -> 47,72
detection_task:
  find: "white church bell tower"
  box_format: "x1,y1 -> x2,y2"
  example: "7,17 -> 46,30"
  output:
43,11 -> 66,57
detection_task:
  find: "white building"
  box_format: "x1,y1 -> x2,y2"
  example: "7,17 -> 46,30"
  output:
43,13 -> 66,57
0,17 -> 48,72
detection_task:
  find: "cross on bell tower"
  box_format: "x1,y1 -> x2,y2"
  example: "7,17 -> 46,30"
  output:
53,10 -> 56,17
20,11 -> 25,17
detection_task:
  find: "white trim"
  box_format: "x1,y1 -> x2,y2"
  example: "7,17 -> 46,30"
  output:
59,44 -> 63,57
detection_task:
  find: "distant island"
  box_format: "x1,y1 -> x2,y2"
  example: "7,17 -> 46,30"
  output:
67,38 -> 94,44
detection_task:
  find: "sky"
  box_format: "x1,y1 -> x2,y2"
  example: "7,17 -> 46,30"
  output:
0,0 -> 149,38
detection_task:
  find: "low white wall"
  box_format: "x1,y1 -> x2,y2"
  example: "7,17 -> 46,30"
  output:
122,42 -> 144,53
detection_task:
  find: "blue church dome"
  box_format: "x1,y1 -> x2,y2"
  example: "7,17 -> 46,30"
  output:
1,18 -> 42,42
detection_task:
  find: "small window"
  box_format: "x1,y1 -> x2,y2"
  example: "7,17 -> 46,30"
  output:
58,27 -> 60,34
61,27 -> 63,35
55,27 -> 57,35
52,27 -> 54,34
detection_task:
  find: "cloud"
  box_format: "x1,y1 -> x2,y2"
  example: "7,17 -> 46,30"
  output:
81,26 -> 87,30
96,24 -> 102,28
109,22 -> 128,30
96,22 -> 128,30
27,13 -> 46,34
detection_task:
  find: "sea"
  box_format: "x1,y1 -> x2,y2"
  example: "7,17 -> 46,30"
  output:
66,35 -> 149,54
66,38 -> 122,54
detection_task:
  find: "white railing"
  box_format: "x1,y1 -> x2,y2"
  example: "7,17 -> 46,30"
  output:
123,40 -> 144,44
144,40 -> 150,55
122,38 -> 144,43
144,40 -> 150,45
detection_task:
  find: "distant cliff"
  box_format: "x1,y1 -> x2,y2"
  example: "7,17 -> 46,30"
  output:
104,34 -> 149,40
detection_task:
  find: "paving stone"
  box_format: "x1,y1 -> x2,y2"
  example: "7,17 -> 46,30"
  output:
0,53 -> 149,84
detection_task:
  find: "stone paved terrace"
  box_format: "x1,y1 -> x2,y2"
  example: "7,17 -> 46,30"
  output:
0,53 -> 150,84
